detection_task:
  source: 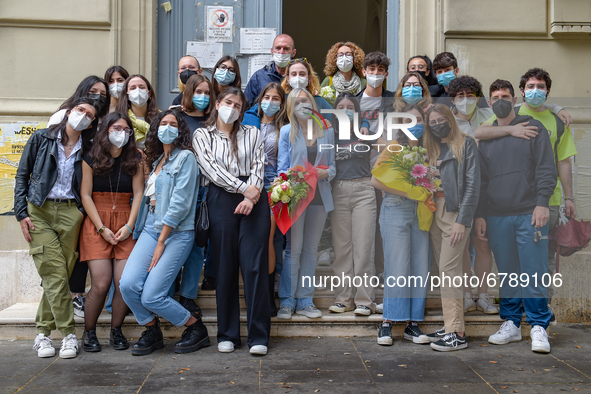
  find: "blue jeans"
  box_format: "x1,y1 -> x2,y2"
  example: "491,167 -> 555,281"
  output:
177,243 -> 204,299
279,205 -> 327,310
264,164 -> 277,191
487,214 -> 551,329
120,212 -> 194,327
380,194 -> 429,322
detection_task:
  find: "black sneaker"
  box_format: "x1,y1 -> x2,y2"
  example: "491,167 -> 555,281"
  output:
430,332 -> 468,352
132,318 -> 165,356
175,312 -> 210,354
110,327 -> 129,350
404,322 -> 430,344
73,295 -> 85,318
201,276 -> 216,291
427,327 -> 446,343
179,296 -> 202,315
82,329 -> 101,352
377,322 -> 393,346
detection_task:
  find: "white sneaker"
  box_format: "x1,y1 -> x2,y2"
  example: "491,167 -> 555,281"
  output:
464,292 -> 476,313
276,306 -> 294,320
354,305 -> 372,316
249,345 -> 267,355
218,341 -> 235,353
476,294 -> 499,314
295,305 -> 322,318
33,334 -> 55,358
531,325 -> 551,353
59,334 -> 79,358
375,303 -> 383,314
317,249 -> 332,266
488,320 -> 522,345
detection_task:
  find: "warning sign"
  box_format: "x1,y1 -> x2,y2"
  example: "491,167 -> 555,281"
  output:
206,6 -> 233,43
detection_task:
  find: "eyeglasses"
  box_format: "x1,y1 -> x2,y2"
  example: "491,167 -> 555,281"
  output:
218,64 -> 236,74
109,125 -> 133,135
403,82 -> 421,87
525,83 -> 547,90
72,106 -> 95,122
288,57 -> 308,65
428,117 -> 447,126
337,52 -> 353,58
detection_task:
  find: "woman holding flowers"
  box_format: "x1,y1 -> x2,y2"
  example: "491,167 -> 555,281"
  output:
276,88 -> 336,320
371,104 -> 434,345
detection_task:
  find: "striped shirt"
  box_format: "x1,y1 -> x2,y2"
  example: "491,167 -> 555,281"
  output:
193,124 -> 265,193
46,131 -> 82,200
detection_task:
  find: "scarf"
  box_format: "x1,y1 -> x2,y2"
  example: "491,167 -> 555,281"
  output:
128,109 -> 149,143
332,71 -> 362,95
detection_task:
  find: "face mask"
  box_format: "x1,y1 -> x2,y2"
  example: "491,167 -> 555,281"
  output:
437,70 -> 456,87
430,122 -> 452,140
88,93 -> 106,111
408,123 -> 424,139
344,109 -> 355,122
109,130 -> 130,149
524,88 -> 547,108
366,73 -> 385,89
218,105 -> 240,124
492,98 -> 514,119
192,94 -> 210,111
336,55 -> 354,73
68,110 -> 92,131
295,102 -> 313,119
289,76 -> 309,90
261,100 -> 281,117
180,69 -> 198,84
109,83 -> 124,99
416,70 -> 428,80
128,88 -> 149,107
455,97 -> 478,116
214,68 -> 236,86
273,52 -> 291,68
402,86 -> 423,104
158,124 -> 179,144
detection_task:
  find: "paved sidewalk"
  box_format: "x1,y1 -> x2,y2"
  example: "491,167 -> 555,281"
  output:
2,324 -> 590,393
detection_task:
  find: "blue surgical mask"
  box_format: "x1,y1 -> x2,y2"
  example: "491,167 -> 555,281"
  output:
192,94 -> 210,111
158,124 -> 179,144
524,88 -> 547,108
402,86 -> 423,104
261,100 -> 281,117
407,123 -> 424,139
214,68 -> 236,86
344,109 -> 355,122
437,70 -> 456,87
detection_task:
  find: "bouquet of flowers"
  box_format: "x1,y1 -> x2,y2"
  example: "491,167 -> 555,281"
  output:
320,86 -> 336,105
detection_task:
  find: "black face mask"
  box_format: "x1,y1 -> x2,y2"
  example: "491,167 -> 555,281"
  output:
492,98 -> 513,119
430,122 -> 452,140
416,70 -> 428,81
180,69 -> 198,84
87,93 -> 106,111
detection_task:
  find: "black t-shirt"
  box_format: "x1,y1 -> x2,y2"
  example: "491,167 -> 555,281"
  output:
183,112 -> 208,135
172,93 -> 183,106
307,142 -> 323,205
334,135 -> 372,180
83,154 -> 134,193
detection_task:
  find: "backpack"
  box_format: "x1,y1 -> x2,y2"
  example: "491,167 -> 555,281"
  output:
515,107 -> 564,165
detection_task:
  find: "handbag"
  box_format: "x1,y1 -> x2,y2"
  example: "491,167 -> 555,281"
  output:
549,218 -> 591,272
194,184 -> 210,247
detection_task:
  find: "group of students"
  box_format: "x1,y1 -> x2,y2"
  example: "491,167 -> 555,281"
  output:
15,33 -> 577,359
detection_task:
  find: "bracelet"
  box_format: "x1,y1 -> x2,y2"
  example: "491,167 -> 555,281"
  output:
125,223 -> 133,233
565,197 -> 575,202
97,225 -> 106,234
244,197 -> 254,204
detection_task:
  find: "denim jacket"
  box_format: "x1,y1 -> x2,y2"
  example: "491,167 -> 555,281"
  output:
134,148 -> 199,238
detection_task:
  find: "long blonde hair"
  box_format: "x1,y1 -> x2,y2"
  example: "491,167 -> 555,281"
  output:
286,88 -> 324,144
424,104 -> 465,166
394,72 -> 432,111
281,59 -> 322,97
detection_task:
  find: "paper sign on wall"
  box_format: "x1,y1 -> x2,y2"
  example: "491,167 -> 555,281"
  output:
206,6 -> 233,43
248,55 -> 273,79
186,41 -> 224,69
240,28 -> 276,54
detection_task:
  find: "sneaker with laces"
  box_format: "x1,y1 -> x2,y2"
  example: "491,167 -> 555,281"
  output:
276,306 -> 294,320
250,345 -> 267,355
488,320 -> 522,345
430,332 -> 468,352
72,295 -> 85,318
403,322 -> 430,344
218,340 -> 235,353
328,303 -> 348,313
59,334 -> 79,358
296,305 -> 322,318
548,305 -> 557,326
33,334 -> 55,358
476,293 -> 499,314
354,305 -> 372,316
530,325 -> 551,353
377,322 -> 393,346
464,292 -> 476,313
375,303 -> 383,314
427,327 -> 446,343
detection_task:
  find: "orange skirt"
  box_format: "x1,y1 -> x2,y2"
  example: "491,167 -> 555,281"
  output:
80,192 -> 136,261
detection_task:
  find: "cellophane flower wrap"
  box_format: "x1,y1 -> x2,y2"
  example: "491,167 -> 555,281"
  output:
371,145 -> 438,231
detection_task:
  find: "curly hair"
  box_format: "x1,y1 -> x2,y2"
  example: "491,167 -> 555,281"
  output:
281,59 -> 322,96
323,42 -> 365,78
519,67 -> 552,90
394,72 -> 432,111
448,76 -> 483,98
144,110 -> 195,168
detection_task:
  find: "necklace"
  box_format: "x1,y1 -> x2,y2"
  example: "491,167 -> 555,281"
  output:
109,159 -> 122,209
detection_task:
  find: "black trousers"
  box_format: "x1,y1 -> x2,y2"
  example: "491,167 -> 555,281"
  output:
208,181 -> 271,348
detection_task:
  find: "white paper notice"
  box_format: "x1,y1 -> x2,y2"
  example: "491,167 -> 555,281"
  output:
240,28 -> 276,54
248,55 -> 273,79
206,6 -> 233,43
186,41 -> 224,69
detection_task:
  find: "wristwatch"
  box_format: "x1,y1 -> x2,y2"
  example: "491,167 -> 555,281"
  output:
565,197 -> 575,202
97,225 -> 106,234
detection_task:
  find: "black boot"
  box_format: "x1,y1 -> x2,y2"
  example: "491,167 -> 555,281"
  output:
82,329 -> 101,352
132,318 -> 164,356
179,296 -> 202,315
175,312 -> 210,354
110,327 -> 129,350
201,276 -> 216,291
269,273 -> 278,317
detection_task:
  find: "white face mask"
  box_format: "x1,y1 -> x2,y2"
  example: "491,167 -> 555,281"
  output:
108,130 -> 130,149
336,55 -> 354,73
128,88 -> 149,107
455,97 -> 478,116
67,110 -> 92,131
289,76 -> 309,90
109,83 -> 124,99
273,52 -> 291,68
294,102 -> 313,119
218,105 -> 240,124
366,73 -> 385,89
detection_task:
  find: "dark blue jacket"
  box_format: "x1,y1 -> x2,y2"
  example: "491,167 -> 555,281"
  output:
245,62 -> 283,105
